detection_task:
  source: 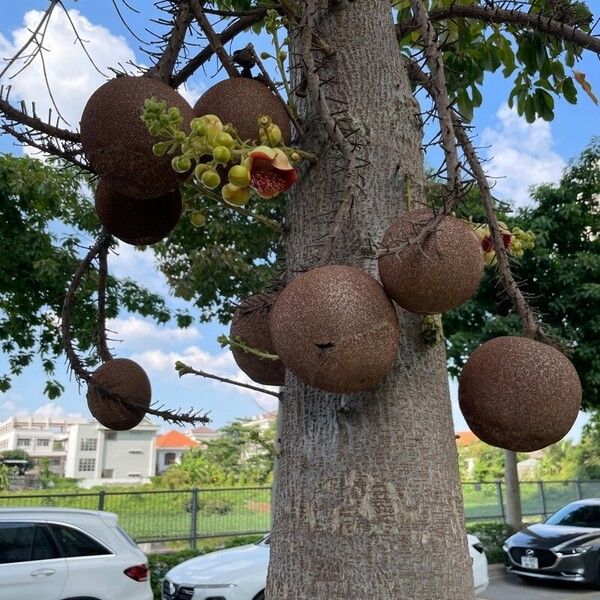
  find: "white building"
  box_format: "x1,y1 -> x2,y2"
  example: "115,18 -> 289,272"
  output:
0,416 -> 87,475
0,415 -> 158,487
240,411 -> 278,431
187,426 -> 220,446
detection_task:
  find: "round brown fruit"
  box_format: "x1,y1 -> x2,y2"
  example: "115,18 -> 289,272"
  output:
459,336 -> 582,452
193,78 -> 291,145
230,294 -> 285,386
87,358 -> 151,430
94,178 -> 182,246
270,265 -> 400,393
378,209 -> 484,314
80,76 -> 194,199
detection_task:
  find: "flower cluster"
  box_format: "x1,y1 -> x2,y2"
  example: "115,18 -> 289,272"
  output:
142,99 -> 301,218
471,221 -> 536,265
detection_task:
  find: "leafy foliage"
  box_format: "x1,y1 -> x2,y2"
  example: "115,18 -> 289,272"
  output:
0,155 -> 185,398
153,183 -> 282,324
445,139 -> 600,410
397,0 -> 596,122
157,420 -> 276,488
0,448 -> 34,471
466,521 -> 512,563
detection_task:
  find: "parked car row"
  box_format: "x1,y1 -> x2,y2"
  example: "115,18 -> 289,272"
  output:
0,507 -> 490,600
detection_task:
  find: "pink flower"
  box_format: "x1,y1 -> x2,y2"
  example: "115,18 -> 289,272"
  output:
246,146 -> 298,199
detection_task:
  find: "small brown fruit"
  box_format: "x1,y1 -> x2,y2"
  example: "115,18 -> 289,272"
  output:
193,78 -> 291,145
95,178 -> 182,245
270,265 -> 400,393
80,76 -> 194,199
87,358 -> 151,430
230,294 -> 285,386
459,336 -> 582,452
378,209 -> 484,314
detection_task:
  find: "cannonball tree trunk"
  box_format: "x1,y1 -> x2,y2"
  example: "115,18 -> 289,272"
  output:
266,2 -> 475,599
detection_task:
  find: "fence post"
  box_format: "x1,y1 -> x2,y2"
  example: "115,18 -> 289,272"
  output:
97,490 -> 105,511
538,481 -> 547,521
575,479 -> 583,500
190,488 -> 198,550
496,481 -> 506,523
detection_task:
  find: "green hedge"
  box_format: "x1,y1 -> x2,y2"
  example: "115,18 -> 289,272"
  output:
148,536 -> 263,599
466,521 -> 512,564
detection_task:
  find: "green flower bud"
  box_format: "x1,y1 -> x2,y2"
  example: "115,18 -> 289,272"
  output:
152,142 -> 169,157
222,183 -> 251,206
174,131 -> 187,143
189,211 -> 206,227
194,163 -> 211,179
172,155 -> 192,173
228,165 -> 251,188
260,52 -> 271,60
168,107 -> 182,120
212,145 -> 231,164
214,132 -> 235,149
190,118 -> 207,136
201,170 -> 221,189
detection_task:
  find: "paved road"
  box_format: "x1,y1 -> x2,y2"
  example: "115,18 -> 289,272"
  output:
479,566 -> 600,600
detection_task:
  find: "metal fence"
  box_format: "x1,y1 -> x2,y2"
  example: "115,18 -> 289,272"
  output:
1,480 -> 598,547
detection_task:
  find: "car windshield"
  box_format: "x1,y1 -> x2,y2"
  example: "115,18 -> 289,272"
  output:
546,503 -> 600,528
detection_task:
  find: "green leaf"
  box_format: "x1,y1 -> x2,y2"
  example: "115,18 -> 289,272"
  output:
562,77 -> 578,104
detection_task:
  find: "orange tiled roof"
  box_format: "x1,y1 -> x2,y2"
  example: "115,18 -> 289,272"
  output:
455,431 -> 480,447
156,430 -> 198,449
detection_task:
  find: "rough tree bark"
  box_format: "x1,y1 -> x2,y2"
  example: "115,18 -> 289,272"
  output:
267,2 -> 474,598
504,449 -> 523,532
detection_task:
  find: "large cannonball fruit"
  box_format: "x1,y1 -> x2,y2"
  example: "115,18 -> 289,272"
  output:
86,358 -> 151,430
193,77 -> 291,145
378,209 -> 484,314
230,294 -> 285,386
94,178 -> 182,246
459,337 -> 582,452
81,76 -> 194,199
270,265 -> 400,393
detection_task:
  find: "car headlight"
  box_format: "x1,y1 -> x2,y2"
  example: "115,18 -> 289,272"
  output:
503,539 -> 513,551
194,584 -> 237,589
557,546 -> 592,556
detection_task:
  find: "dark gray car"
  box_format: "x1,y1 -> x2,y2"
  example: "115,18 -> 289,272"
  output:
504,499 -> 600,585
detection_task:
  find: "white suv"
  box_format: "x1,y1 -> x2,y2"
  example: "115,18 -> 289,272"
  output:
0,508 -> 152,600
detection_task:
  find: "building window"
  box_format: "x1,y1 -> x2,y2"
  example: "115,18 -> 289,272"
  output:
129,431 -> 143,436
52,441 -> 64,451
36,438 -> 50,447
127,473 -> 141,478
78,458 -> 95,472
128,449 -> 143,455
17,438 -> 30,447
51,458 -> 61,466
101,469 -> 113,479
164,452 -> 177,466
105,432 -> 117,441
0,440 -> 8,449
80,438 -> 97,452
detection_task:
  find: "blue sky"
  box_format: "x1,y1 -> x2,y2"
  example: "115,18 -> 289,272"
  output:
0,3 -> 597,439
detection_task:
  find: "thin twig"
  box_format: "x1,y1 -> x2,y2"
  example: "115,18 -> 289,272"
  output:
146,3 -> 194,82
176,361 -> 281,398
188,0 -> 239,77
409,0 -> 460,210
243,43 -> 303,137
96,237 -> 113,362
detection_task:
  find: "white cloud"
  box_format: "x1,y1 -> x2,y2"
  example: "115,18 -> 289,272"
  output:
481,104 -> 565,208
107,316 -> 200,346
0,8 -> 138,128
32,402 -> 84,420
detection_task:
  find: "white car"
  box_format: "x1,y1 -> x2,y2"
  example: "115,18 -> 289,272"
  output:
162,533 -> 488,599
0,508 -> 152,600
